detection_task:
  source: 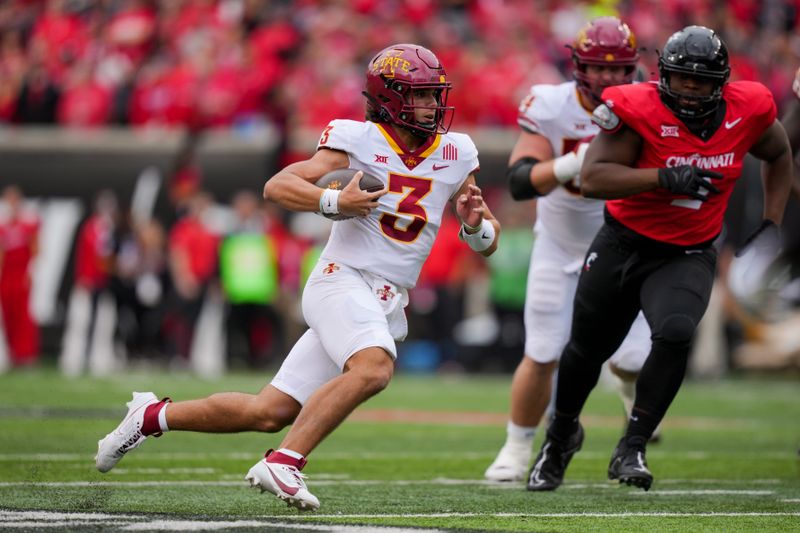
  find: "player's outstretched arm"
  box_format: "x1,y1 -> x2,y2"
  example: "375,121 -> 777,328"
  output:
748,119 -> 794,225
779,99 -> 800,201
782,68 -> 800,156
453,175 -> 500,257
580,126 -> 660,199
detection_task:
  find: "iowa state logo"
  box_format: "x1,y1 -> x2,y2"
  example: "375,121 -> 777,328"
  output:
322,262 -> 340,275
376,284 -> 395,301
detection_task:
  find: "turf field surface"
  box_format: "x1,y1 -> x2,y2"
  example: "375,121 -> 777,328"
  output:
0,369 -> 797,532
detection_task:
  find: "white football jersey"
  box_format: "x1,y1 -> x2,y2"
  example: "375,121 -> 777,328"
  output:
517,81 -> 603,255
316,119 -> 478,288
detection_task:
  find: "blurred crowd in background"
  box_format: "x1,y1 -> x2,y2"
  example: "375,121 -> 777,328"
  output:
0,0 -> 799,376
1,0 -> 800,133
0,180 -> 544,376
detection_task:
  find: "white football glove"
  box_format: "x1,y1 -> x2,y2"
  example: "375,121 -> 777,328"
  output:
553,142 -> 590,185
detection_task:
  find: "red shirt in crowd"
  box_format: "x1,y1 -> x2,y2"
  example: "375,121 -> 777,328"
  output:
29,7 -> 89,82
74,214 -> 114,289
168,216 -> 219,283
57,77 -> 112,127
0,211 -> 39,283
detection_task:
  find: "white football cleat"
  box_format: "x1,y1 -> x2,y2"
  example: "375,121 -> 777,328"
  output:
484,441 -> 532,482
246,457 -> 320,511
95,391 -> 160,473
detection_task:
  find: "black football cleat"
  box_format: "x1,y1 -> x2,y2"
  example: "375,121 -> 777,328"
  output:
526,423 -> 584,491
608,436 -> 653,491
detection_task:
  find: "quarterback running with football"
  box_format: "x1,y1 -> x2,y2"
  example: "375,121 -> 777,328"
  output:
485,17 -> 654,488
95,43 -> 500,511
532,26 -> 792,491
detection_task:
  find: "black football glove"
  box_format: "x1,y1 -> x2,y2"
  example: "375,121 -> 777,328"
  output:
657,165 -> 723,201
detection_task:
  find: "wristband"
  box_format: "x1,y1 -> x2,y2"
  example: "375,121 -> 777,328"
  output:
319,188 -> 340,215
462,220 -> 482,233
459,219 -> 495,252
552,151 -> 580,184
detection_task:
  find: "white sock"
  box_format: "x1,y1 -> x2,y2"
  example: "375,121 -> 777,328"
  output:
277,448 -> 305,461
506,420 -> 537,447
615,376 -> 636,418
158,403 -> 170,433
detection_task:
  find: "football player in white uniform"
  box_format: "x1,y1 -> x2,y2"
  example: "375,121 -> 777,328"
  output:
485,17 -> 656,488
95,43 -> 500,511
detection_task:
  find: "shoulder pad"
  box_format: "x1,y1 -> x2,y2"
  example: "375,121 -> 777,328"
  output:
591,103 -> 621,131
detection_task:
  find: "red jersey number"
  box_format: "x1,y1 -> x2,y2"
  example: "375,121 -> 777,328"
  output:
379,173 -> 432,243
319,125 -> 334,145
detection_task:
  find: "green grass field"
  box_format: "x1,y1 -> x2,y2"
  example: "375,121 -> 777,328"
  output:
0,369 -> 798,532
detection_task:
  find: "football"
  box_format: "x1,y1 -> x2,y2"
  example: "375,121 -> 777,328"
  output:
315,168 -> 384,221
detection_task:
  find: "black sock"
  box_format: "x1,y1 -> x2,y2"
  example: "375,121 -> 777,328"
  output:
625,340 -> 689,441
549,412 -> 579,442
549,342 -> 604,440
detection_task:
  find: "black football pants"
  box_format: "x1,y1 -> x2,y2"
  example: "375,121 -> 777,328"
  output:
552,219 -> 717,442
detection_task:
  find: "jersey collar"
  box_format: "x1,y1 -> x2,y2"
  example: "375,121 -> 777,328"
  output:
375,123 -> 441,170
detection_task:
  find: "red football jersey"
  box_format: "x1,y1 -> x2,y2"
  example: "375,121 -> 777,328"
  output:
597,81 -> 776,246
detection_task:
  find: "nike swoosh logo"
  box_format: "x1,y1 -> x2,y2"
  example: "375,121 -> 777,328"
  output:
481,232 -> 489,239
432,164 -> 449,171
267,464 -> 300,496
530,443 -> 549,485
633,452 -> 650,473
725,117 -> 742,129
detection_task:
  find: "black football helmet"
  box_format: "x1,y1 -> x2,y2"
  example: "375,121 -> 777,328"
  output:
658,26 -> 730,119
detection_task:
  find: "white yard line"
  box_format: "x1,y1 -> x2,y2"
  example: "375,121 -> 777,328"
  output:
1,510 -> 798,532
0,479 -> 785,494
121,521 -> 449,532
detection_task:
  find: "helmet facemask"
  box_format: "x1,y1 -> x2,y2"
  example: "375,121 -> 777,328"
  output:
658,63 -> 729,120
573,63 -> 637,107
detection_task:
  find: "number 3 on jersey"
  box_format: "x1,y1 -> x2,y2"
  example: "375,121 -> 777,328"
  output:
380,173 -> 432,243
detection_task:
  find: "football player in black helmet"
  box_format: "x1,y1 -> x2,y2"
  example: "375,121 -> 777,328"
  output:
657,26 -> 731,121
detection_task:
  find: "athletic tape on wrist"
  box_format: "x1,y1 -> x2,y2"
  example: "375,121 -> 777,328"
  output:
459,219 -> 495,252
319,188 -> 340,215
552,151 -> 580,184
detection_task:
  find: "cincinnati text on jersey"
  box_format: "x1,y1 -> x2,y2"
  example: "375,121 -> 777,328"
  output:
665,152 -> 735,169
